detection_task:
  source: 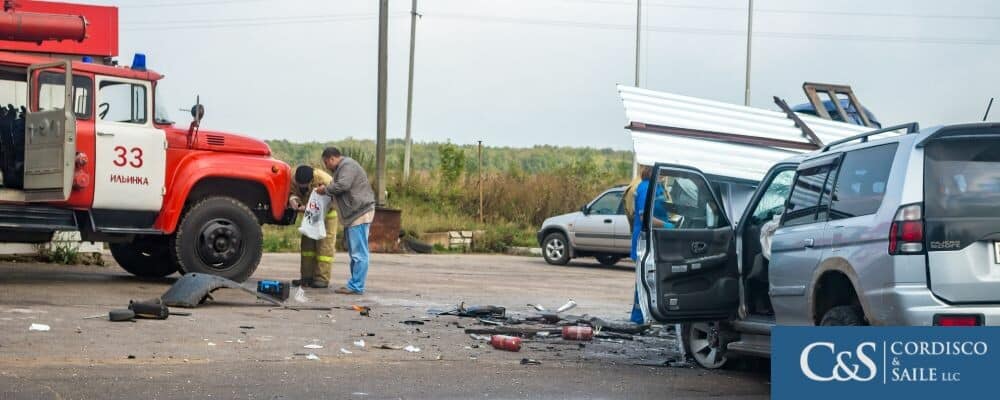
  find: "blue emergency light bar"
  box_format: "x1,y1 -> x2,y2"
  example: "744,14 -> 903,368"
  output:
131,53 -> 146,71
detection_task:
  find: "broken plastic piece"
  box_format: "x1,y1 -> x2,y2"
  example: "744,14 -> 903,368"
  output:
108,309 -> 135,322
527,304 -> 547,312
354,340 -> 366,348
459,304 -> 505,318
352,305 -> 371,316
376,344 -> 405,350
340,348 -> 353,354
129,300 -> 169,319
293,286 -> 309,303
160,273 -> 283,308
404,345 -> 421,353
556,300 -> 577,313
520,358 -> 541,365
28,323 -> 50,331
306,353 -> 320,360
304,344 -> 323,349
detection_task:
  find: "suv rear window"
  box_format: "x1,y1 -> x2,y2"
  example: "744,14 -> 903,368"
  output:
925,137 -> 1000,218
829,143 -> 898,219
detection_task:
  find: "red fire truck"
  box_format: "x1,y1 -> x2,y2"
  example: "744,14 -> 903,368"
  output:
0,0 -> 294,282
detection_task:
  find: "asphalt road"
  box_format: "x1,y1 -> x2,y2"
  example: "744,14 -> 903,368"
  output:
0,252 -> 770,399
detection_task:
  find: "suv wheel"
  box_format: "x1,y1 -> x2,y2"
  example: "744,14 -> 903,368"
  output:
542,232 -> 570,265
683,322 -> 729,369
596,255 -> 621,266
172,197 -> 262,283
110,236 -> 178,278
820,305 -> 866,326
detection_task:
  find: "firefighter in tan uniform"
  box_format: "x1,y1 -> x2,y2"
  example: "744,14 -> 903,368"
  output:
289,165 -> 338,288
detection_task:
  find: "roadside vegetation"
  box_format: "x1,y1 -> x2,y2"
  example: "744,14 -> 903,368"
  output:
265,138 -> 632,253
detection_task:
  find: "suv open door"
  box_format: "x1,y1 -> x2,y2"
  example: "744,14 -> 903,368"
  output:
638,164 -> 739,322
25,60 -> 76,202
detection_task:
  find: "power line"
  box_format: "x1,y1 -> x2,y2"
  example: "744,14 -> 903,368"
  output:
425,13 -> 1000,46
122,13 -> 378,26
123,14 -> 408,32
120,0 -> 270,8
755,7 -> 1000,21
550,0 -> 1000,20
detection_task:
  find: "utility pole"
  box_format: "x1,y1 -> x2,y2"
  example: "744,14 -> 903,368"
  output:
632,0 -> 641,177
743,0 -> 753,106
634,0 -> 641,87
403,0 -> 419,181
375,0 -> 388,205
478,140 -> 483,224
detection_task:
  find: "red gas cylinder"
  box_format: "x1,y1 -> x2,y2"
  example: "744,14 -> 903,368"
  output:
490,335 -> 522,352
561,326 -> 594,341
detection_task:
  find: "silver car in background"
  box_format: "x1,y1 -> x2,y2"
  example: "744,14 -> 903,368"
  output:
538,180 -> 757,266
538,186 -> 632,266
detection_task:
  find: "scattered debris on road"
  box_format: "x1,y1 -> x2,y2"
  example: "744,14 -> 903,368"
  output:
561,326 -> 594,341
293,286 -> 309,303
490,335 -> 522,352
108,309 -> 135,322
161,273 -> 284,308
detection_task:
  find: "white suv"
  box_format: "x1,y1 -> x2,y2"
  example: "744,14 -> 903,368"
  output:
635,122 -> 1000,368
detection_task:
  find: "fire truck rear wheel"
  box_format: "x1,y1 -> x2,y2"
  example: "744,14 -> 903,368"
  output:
110,238 -> 179,278
172,196 -> 262,283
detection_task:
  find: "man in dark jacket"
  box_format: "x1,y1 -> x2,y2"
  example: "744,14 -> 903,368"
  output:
315,147 -> 376,295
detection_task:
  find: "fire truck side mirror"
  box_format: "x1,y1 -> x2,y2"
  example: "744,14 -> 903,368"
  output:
190,103 -> 205,124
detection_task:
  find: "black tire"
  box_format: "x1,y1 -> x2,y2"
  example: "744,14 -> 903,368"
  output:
542,232 -> 570,265
596,255 -> 622,266
403,236 -> 434,254
172,197 -> 262,283
110,237 -> 179,278
820,305 -> 866,326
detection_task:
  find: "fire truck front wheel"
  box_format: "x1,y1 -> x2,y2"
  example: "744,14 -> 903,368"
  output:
109,237 -> 179,278
172,196 -> 263,283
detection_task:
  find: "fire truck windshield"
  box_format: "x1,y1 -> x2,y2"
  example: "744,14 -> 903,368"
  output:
154,86 -> 172,124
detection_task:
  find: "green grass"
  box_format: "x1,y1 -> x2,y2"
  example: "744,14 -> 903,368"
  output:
262,140 -> 629,254
263,224 -> 300,253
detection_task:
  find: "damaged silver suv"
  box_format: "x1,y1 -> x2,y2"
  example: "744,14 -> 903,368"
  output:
635,122 -> 1000,369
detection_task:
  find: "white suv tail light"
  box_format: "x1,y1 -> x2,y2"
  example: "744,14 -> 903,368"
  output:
889,203 -> 924,255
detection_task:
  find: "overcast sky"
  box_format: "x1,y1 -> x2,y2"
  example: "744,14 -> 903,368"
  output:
94,0 -> 1000,150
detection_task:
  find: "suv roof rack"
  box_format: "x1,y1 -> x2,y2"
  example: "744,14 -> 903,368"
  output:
821,122 -> 920,152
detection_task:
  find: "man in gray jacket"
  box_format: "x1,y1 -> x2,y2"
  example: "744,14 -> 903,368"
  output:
315,147 -> 376,295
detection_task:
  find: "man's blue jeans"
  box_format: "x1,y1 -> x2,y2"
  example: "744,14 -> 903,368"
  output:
344,223 -> 371,293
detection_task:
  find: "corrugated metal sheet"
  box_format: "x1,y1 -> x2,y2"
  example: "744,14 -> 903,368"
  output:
619,85 -> 882,181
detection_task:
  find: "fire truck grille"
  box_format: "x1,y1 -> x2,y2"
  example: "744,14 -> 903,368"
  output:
206,135 -> 225,146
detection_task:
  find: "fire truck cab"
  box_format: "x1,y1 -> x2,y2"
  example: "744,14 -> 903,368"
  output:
0,1 -> 294,282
